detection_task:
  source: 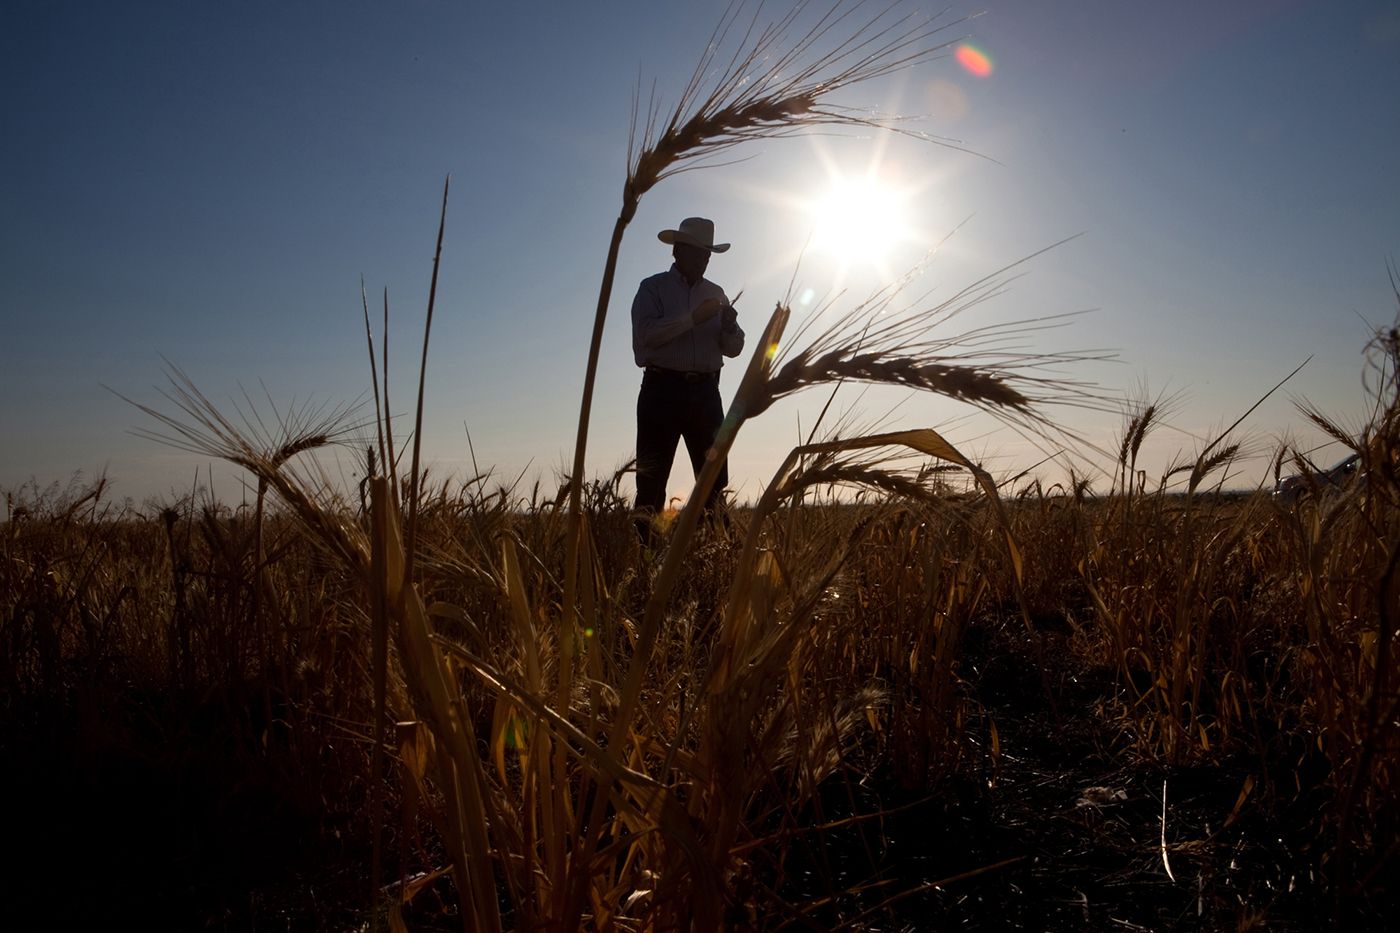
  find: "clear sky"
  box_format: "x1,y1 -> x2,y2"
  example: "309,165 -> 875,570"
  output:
4,1 -> 1398,508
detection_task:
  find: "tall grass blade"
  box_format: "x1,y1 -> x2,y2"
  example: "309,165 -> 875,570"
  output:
371,477 -> 501,932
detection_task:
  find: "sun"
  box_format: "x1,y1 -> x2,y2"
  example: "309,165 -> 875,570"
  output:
806,170 -> 912,269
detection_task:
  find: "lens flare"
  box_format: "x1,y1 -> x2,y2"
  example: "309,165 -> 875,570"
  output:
505,714 -> 528,749
955,43 -> 993,78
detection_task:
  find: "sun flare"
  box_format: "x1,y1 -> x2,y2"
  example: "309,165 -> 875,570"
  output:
806,172 -> 912,269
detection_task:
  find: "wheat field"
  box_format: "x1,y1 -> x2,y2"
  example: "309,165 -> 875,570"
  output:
3,360 -> 1397,928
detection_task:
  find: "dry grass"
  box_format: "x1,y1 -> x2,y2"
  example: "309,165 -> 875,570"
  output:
9,377 -> 1398,926
6,348 -> 1400,925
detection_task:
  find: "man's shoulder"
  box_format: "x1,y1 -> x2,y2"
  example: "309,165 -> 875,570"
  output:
638,269 -> 677,290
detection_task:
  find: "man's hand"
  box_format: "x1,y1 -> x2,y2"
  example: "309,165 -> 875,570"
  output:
721,304 -> 738,329
691,296 -> 725,325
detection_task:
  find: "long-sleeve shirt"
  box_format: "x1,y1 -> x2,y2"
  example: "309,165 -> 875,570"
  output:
631,264 -> 746,372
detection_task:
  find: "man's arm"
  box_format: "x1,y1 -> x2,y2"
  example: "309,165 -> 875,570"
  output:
633,280 -> 689,352
633,283 -> 726,351
719,305 -> 745,358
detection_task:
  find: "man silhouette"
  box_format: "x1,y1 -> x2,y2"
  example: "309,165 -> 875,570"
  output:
630,217 -> 745,537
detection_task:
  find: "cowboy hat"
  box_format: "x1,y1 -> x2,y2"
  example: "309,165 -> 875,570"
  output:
657,217 -> 730,253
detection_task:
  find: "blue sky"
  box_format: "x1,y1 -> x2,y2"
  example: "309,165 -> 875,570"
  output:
4,1 -> 1398,507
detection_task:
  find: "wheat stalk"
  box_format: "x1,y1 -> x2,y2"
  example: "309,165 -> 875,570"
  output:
755,350 -> 1032,416
624,1 -> 970,208
110,366 -> 371,572
738,246 -> 1117,440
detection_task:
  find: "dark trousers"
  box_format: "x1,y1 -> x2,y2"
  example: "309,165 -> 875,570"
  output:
635,368 -> 728,515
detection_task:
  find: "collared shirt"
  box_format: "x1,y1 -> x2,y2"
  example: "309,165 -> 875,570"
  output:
631,264 -> 746,372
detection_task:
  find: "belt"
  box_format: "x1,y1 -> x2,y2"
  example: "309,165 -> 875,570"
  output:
645,366 -> 719,383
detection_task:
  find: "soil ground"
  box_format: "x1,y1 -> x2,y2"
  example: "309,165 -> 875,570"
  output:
775,616 -> 1391,931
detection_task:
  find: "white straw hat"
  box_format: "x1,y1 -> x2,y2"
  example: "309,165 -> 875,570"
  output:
657,217 -> 730,252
